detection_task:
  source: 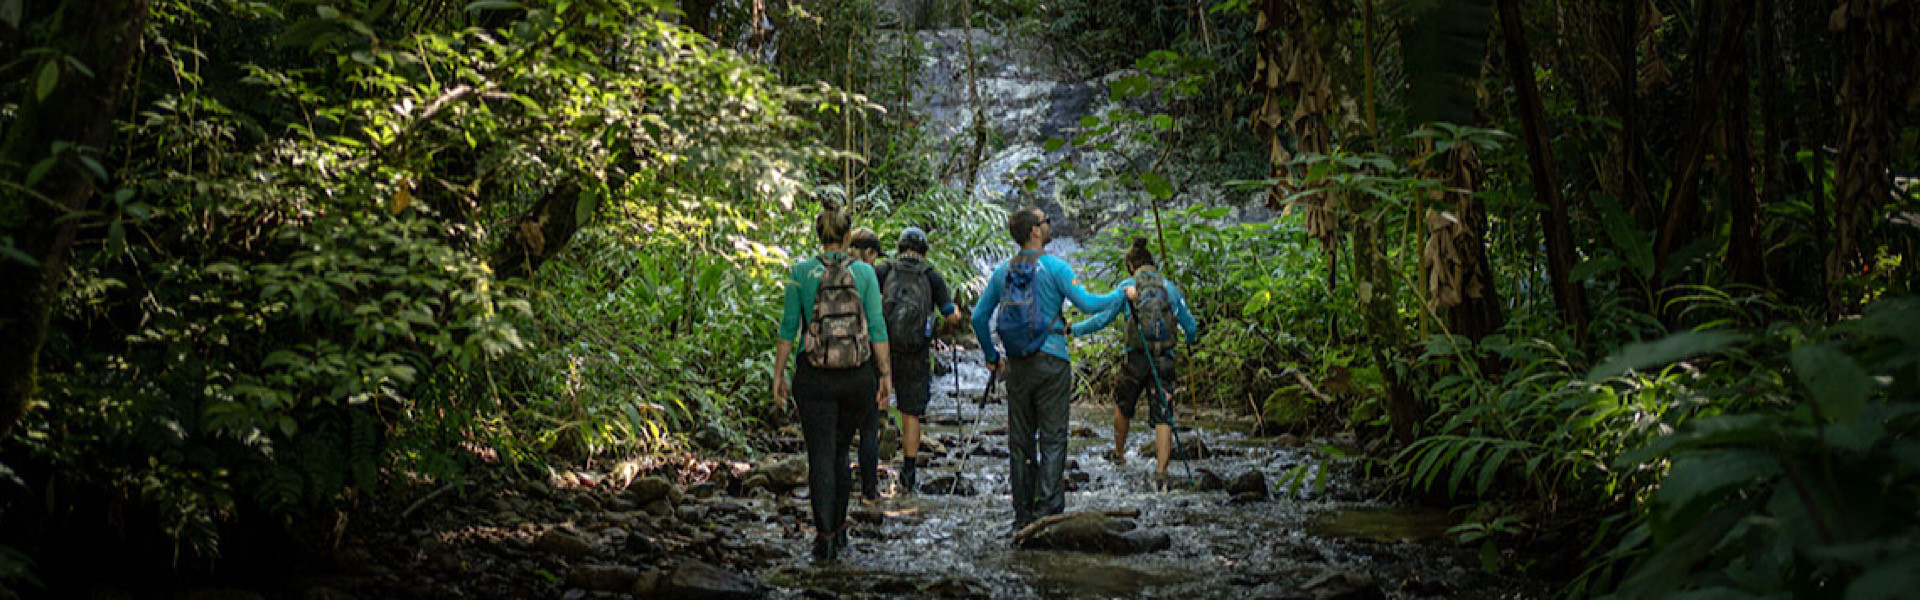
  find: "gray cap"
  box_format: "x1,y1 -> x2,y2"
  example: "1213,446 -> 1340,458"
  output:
898,227 -> 929,251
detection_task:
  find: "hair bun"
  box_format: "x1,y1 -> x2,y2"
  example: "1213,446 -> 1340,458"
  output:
1131,237 -> 1150,251
820,196 -> 842,212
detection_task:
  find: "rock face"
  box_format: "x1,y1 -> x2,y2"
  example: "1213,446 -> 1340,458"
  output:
919,474 -> 977,496
1013,512 -> 1171,554
636,561 -> 764,600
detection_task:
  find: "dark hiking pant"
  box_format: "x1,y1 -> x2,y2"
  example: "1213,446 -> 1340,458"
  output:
795,361 -> 878,541
856,374 -> 881,498
1116,350 -> 1179,425
1006,353 -> 1072,524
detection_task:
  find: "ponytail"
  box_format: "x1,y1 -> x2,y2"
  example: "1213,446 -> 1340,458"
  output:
815,197 -> 852,245
1125,236 -> 1155,270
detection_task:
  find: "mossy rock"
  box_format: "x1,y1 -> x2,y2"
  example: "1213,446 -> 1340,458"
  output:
1262,387 -> 1314,428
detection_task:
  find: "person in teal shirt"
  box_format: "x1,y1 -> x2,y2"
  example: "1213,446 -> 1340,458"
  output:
1073,237 -> 1198,486
969,207 -> 1132,530
772,202 -> 891,563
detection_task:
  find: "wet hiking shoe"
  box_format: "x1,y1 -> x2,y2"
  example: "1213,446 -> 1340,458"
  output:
1151,472 -> 1174,493
1104,448 -> 1127,466
900,461 -> 918,494
811,535 -> 837,563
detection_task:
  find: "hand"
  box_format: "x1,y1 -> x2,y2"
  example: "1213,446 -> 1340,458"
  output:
875,378 -> 893,409
1125,285 -> 1139,302
988,359 -> 1006,373
772,377 -> 790,410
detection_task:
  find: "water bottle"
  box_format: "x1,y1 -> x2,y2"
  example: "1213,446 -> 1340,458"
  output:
924,314 -> 935,340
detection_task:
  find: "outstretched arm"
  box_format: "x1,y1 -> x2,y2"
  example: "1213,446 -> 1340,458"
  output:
1053,258 -> 1127,314
1069,276 -> 1133,336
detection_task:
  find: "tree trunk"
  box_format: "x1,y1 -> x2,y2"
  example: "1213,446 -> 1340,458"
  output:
489,185 -> 591,280
1351,198 -> 1421,444
0,0 -> 151,433
1723,0 -> 1765,288
1829,0 -> 1919,308
1497,0 -> 1589,349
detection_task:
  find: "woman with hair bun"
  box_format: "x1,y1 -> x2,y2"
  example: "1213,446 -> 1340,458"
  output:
771,199 -> 892,562
1071,236 -> 1198,489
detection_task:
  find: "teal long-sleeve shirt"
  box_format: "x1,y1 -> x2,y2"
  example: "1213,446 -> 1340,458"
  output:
778,251 -> 889,346
970,250 -> 1126,364
1070,270 -> 1199,345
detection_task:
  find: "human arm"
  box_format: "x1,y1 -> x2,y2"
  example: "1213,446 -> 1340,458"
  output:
971,264 -> 1005,365
772,339 -> 793,408
856,263 -> 894,406
1069,276 -> 1132,336
1050,256 -> 1127,314
773,266 -> 805,407
1168,280 -> 1199,344
929,268 -> 962,326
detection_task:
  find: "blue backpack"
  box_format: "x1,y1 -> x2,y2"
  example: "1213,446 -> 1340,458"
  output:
996,254 -> 1054,358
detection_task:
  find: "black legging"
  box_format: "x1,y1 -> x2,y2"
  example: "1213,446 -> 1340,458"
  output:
792,361 -> 878,541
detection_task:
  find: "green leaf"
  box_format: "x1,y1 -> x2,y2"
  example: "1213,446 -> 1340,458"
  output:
1078,115 -> 1101,129
1586,331 -> 1744,381
1242,290 -> 1270,318
1653,449 -> 1779,512
1142,172 -> 1173,200
574,189 -> 601,226
34,60 -> 58,101
1043,138 -> 1066,152
466,0 -> 524,10
1150,113 -> 1174,130
1791,343 -> 1873,422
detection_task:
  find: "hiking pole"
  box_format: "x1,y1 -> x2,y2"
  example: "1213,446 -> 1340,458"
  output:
1130,301 -> 1195,485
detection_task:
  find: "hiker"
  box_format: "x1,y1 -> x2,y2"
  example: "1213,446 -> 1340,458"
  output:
875,227 -> 964,496
771,201 -> 893,563
970,207 -> 1133,530
846,227 -> 890,502
1073,237 -> 1198,487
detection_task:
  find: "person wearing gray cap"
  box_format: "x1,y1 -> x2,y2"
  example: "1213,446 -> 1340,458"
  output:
875,227 -> 963,495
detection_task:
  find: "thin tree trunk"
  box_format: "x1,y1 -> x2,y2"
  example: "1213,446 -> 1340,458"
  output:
1497,0 -> 1589,348
0,0 -> 151,433
1723,0 -> 1765,288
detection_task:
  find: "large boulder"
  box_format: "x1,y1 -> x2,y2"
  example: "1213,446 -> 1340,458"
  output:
534,529 -> 596,560
568,564 -> 641,592
1228,470 -> 1270,501
740,456 -> 808,493
1013,512 -> 1171,554
635,561 -> 763,600
629,476 -> 681,505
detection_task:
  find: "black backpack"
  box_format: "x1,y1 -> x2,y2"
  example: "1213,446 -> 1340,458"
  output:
882,256 -> 934,353
1126,270 -> 1179,354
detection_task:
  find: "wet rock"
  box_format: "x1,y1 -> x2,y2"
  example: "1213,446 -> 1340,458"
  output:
919,474 -> 977,496
1229,471 -> 1270,499
969,445 -> 1008,458
299,586 -> 357,600
630,476 -> 681,505
1013,512 -> 1170,554
1195,469 -> 1227,492
686,481 -> 722,499
1140,437 -> 1212,459
559,590 -> 588,600
1300,568 -> 1385,600
1070,426 -> 1097,438
849,507 -> 887,524
644,499 -> 674,518
879,424 -> 901,460
175,590 -> 265,600
636,561 -> 763,599
742,456 -> 809,492
568,565 -> 641,592
626,533 -> 660,554
534,529 -> 595,559
1275,433 -> 1305,448
983,427 -> 1008,436
677,504 -> 709,523
923,576 -> 992,598
921,436 -> 949,456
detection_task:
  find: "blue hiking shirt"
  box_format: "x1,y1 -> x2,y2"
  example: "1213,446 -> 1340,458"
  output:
970,250 -> 1127,364
1070,270 -> 1199,346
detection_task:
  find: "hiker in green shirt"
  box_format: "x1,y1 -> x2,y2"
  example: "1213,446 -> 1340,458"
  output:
772,202 -> 892,563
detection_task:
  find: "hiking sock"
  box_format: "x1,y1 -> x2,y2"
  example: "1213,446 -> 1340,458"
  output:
901,459 -> 918,494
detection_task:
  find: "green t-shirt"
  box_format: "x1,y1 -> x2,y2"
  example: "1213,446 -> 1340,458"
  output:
777,251 -> 889,346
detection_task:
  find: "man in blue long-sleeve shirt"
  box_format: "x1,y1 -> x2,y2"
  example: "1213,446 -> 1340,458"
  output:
971,207 -> 1133,530
1072,238 -> 1198,485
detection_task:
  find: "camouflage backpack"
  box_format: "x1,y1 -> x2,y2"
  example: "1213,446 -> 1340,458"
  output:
1126,270 -> 1179,354
804,254 -> 872,369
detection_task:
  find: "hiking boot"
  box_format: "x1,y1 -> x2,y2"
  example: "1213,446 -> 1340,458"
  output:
835,527 -> 850,554
900,461 -> 918,494
811,535 -> 837,563
1104,448 -> 1127,466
